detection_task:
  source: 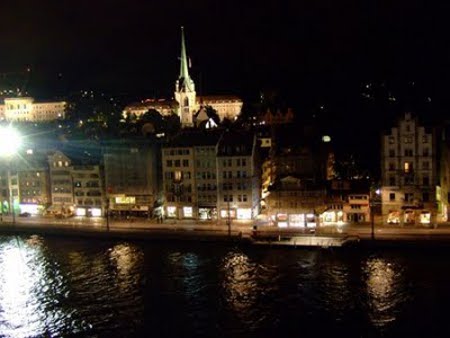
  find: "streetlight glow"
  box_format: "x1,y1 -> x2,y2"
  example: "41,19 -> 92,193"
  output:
0,126 -> 21,157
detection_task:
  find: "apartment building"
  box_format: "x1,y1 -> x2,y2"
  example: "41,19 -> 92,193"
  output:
380,112 -> 437,225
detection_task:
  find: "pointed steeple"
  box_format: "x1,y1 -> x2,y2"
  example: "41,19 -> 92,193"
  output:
178,26 -> 195,92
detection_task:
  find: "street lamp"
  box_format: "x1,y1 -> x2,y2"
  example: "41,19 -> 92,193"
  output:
0,126 -> 22,225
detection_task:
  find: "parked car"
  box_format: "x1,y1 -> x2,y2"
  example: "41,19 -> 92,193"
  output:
19,212 -> 31,217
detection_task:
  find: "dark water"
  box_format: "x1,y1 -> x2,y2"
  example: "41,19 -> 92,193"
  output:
0,235 -> 449,338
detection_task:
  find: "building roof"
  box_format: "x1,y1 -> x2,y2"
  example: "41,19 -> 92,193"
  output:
197,95 -> 242,103
217,130 -> 254,156
163,129 -> 224,148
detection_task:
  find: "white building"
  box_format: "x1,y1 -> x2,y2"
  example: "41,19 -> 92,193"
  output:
0,97 -> 66,122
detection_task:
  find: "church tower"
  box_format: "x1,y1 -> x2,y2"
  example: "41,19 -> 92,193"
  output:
175,26 -> 196,127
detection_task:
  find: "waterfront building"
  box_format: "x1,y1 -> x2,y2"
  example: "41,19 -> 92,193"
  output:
0,97 -> 66,122
161,130 -> 221,219
103,139 -> 160,217
438,123 -> 450,222
46,149 -> 105,217
72,164 -> 104,217
266,176 -> 327,228
161,129 -> 260,220
16,152 -> 51,215
380,112 -> 438,225
217,130 -> 261,220
328,179 -> 371,224
47,151 -> 74,215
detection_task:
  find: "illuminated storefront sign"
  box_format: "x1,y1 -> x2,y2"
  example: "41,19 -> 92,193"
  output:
220,209 -> 236,219
167,206 -> 177,218
420,212 -> 431,224
289,214 -> 304,227
115,196 -> 135,204
90,208 -> 102,217
183,206 -> 193,218
75,208 -> 86,216
237,208 -> 251,220
19,204 -> 39,215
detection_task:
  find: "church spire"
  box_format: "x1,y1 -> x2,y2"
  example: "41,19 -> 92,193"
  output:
178,26 -> 194,92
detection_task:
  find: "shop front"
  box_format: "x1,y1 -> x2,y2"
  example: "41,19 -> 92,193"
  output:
274,212 -> 317,228
198,207 -> 217,220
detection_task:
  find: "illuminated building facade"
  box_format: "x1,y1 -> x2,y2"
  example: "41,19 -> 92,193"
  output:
216,130 -> 261,221
0,97 -> 66,122
381,112 -> 437,225
72,165 -> 104,217
16,154 -> 51,215
161,129 -> 260,220
266,176 -> 327,228
47,151 -> 74,215
162,130 -> 222,219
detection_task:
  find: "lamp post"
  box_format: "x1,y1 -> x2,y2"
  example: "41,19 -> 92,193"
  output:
0,126 -> 22,225
105,198 -> 110,231
227,200 -> 231,237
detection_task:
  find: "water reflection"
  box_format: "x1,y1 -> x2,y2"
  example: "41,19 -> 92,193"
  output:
109,243 -> 144,291
221,250 -> 279,328
364,257 -> 408,328
0,236 -> 85,338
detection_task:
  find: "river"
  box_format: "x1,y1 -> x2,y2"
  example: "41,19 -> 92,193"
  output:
0,234 -> 448,337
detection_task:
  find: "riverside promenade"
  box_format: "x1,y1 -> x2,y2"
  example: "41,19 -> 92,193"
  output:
2,215 -> 450,246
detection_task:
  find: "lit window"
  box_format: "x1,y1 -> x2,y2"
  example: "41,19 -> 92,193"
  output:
174,171 -> 182,181
404,162 -> 412,173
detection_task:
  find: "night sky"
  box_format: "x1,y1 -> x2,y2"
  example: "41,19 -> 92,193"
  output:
0,1 -> 445,97
0,0 -> 448,156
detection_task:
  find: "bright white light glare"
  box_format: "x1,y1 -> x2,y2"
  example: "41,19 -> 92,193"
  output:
322,135 -> 331,143
0,126 -> 21,157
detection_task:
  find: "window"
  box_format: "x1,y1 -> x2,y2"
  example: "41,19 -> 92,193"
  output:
423,135 -> 428,143
423,161 -> 430,170
224,195 -> 233,202
388,163 -> 395,171
174,171 -> 182,181
389,193 -> 395,201
405,193 -> 413,202
389,177 -> 396,186
236,159 -> 241,166
167,160 -> 173,167
404,149 -> 413,157
423,148 -> 429,156
423,193 -> 429,202
404,162 -> 413,173
182,159 -> 189,167
404,136 -> 413,144
423,176 -> 429,186
242,159 -> 247,166
389,136 -> 395,144
389,149 -> 395,157
175,160 -> 180,167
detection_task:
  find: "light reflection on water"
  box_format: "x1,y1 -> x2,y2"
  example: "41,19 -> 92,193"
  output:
0,235 -> 443,337
364,256 -> 410,329
0,235 -> 87,338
